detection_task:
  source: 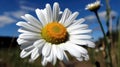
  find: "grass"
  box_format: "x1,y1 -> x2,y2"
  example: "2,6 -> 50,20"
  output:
0,36 -> 119,67
0,47 -> 92,67
117,32 -> 120,67
0,47 -> 43,67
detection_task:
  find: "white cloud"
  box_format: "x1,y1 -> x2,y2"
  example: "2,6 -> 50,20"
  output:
19,0 -> 36,11
0,0 -> 35,27
0,15 -> 16,27
12,10 -> 26,19
0,15 -> 15,23
0,10 -> 27,27
19,0 -> 27,4
4,10 -> 27,19
85,11 -> 118,22
20,5 -> 35,11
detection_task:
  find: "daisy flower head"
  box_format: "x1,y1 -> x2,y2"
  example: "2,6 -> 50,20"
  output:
85,0 -> 101,11
16,2 -> 95,66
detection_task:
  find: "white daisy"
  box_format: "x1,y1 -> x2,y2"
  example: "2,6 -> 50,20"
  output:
17,2 -> 95,66
85,0 -> 101,11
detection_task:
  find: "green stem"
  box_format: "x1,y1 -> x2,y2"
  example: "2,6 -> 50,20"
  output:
94,11 -> 112,67
94,11 -> 106,40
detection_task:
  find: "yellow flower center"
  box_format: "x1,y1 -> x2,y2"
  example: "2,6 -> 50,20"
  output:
41,22 -> 68,44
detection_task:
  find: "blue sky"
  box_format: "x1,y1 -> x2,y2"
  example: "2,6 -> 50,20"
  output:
0,0 -> 119,41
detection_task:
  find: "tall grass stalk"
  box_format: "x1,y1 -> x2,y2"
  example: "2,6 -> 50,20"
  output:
94,11 -> 112,67
105,0 -> 115,67
117,17 -> 120,67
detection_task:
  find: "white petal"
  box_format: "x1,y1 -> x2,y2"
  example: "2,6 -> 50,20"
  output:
76,57 -> 83,61
54,45 -> 63,60
18,28 -> 39,34
58,43 -> 65,50
70,38 -> 95,47
17,38 -> 29,45
17,38 -> 35,50
18,28 -> 29,33
42,43 -> 52,57
72,18 -> 85,25
83,54 -> 89,61
41,9 -> 48,23
20,16 -> 40,30
16,21 -> 40,33
46,45 -> 59,65
19,33 -> 41,40
62,51 -> 69,63
64,42 -> 81,57
86,41 -> 95,48
59,8 -> 71,24
59,44 -> 69,63
41,57 -> 48,66
69,29 -> 92,35
64,12 -> 79,27
69,38 -> 87,45
33,39 -> 45,49
69,42 -> 88,54
70,35 -> 92,40
46,3 -> 53,22
67,24 -> 88,32
20,43 -> 33,50
20,50 -> 32,58
21,15 -> 27,19
73,45 -> 88,54
52,45 -> 57,65
58,11 -> 63,21
65,41 -> 88,58
35,9 -> 47,26
24,14 -> 43,29
53,2 -> 60,21
24,45 -> 34,52
46,48 -> 53,62
45,45 -> 57,65
38,46 -> 43,56
31,48 -> 39,60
